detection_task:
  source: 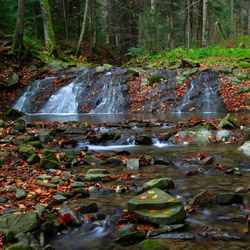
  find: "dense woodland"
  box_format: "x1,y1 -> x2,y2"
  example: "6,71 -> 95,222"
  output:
1,0 -> 250,62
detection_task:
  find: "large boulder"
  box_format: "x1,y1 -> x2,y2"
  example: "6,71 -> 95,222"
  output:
85,169 -> 111,181
5,108 -> 24,118
0,212 -> 40,235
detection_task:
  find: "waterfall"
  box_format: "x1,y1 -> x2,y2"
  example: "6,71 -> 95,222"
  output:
90,72 -> 125,114
173,70 -> 225,113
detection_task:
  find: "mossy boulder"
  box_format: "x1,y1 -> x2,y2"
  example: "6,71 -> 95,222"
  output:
218,114 -> 241,128
182,68 -> 199,77
216,66 -> 234,74
138,239 -> 164,250
39,135 -> 53,143
19,147 -> 34,158
15,123 -> 26,132
147,76 -> 166,86
5,108 -> 24,118
235,71 -> 250,80
27,154 -> 41,165
39,159 -> 58,169
27,141 -> 43,149
42,149 -> 54,156
238,62 -> 250,69
3,242 -> 30,250
0,229 -> 14,243
0,212 -> 40,235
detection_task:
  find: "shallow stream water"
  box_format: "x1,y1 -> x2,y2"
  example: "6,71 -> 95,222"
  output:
21,113 -> 250,250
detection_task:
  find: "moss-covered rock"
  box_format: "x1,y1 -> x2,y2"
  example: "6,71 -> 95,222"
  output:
218,114 -> 241,128
238,61 -> 250,69
138,239 -> 164,250
3,242 -> 30,250
142,178 -> 175,192
27,141 -> 43,149
15,123 -> 26,132
19,147 -> 34,158
39,158 -> 58,169
147,76 -> 166,86
5,108 -> 24,118
27,154 -> 41,165
85,169 -> 111,181
83,156 -> 105,165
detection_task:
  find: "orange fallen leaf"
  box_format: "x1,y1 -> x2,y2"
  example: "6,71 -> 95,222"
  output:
167,198 -> 175,202
138,196 -> 150,200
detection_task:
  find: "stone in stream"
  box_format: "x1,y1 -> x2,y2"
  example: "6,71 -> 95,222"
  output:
215,192 -> 243,205
142,178 -> 175,192
78,203 -> 98,214
64,126 -> 87,134
128,188 -> 185,225
115,230 -> 146,245
109,156 -> 122,165
39,135 -> 53,143
5,108 -> 24,118
0,212 -> 40,235
153,158 -> 171,166
85,169 -> 111,181
58,209 -> 81,225
51,195 -> 67,204
190,190 -> 213,206
195,129 -> 212,144
135,135 -> 153,145
83,156 -> 105,165
126,159 -> 140,171
215,129 -> 231,141
15,231 -> 37,245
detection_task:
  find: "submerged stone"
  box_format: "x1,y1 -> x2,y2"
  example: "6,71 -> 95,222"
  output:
126,159 -> 140,171
115,230 -> 146,245
78,203 -> 98,214
83,156 -> 105,165
58,209 -> 81,225
215,192 -> 243,205
85,169 -> 110,181
142,178 -> 175,192
190,190 -> 213,205
138,239 -> 164,250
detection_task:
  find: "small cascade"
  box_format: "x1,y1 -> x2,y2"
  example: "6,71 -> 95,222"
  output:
13,77 -> 57,113
90,72 -> 125,114
174,70 -> 225,113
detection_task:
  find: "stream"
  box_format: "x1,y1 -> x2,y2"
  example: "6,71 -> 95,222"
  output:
19,113 -> 250,250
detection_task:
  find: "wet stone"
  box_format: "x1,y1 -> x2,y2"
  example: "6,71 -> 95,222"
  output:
126,159 -> 140,171
52,194 -> 67,203
85,169 -> 111,181
3,242 -> 30,250
58,208 -> 81,225
216,192 -> 243,205
115,230 -> 146,245
135,135 -> 153,145
142,178 -> 175,192
39,135 -> 53,143
71,181 -> 85,188
234,187 -> 248,193
78,203 -> 98,214
153,158 -> 171,166
83,156 -> 105,165
15,189 -> 26,200
190,189 -> 213,205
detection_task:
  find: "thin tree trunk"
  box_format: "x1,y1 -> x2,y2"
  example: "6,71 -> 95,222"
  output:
193,0 -> 200,46
151,0 -> 158,53
92,0 -> 97,48
32,2 -> 38,39
107,0 -> 116,48
248,0 -> 250,35
202,0 -> 208,47
169,0 -> 175,49
187,0 -> 191,49
12,0 -> 26,51
62,0 -> 68,39
230,0 -> 235,38
76,0 -> 89,56
40,0 -> 57,55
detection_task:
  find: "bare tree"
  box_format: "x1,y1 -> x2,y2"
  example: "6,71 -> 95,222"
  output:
202,0 -> 208,47
12,0 -> 26,51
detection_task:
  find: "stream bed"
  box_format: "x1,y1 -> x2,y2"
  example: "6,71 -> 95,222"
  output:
18,113 -> 250,250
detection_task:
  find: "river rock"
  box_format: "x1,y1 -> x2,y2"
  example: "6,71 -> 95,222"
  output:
235,71 -> 250,80
216,66 -> 234,74
190,190 -> 213,205
48,62 -> 63,72
115,230 -> 146,245
58,209 -> 81,225
73,188 -> 90,197
27,141 -> 43,149
215,192 -> 243,205
195,129 -> 212,144
15,189 -> 26,200
215,129 -> 231,141
52,194 -> 67,204
153,158 -> 171,166
83,156 -> 105,165
142,178 -> 175,192
27,154 -> 40,165
15,232 -> 36,245
135,135 -> 153,145
15,123 -> 26,132
78,203 -> 98,214
85,169 -> 111,181
5,108 -> 24,118
138,239 -> 164,250
239,141 -> 250,156
126,159 -> 140,171
39,135 -> 53,143
109,156 -> 122,165
128,188 -> 182,211
0,119 -> 4,127
64,127 -> 87,134
19,147 -> 34,158
0,229 -> 14,242
39,159 -> 58,169
0,212 -> 40,235
227,76 -> 241,85
3,242 -> 30,250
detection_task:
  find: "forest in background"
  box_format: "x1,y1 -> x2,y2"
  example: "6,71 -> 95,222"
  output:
1,0 -> 250,65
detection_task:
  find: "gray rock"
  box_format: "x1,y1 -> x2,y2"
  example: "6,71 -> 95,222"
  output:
0,212 -> 40,235
58,209 -> 81,225
227,76 -> 241,85
0,228 -> 14,242
182,68 -> 199,77
71,181 -> 85,188
52,194 -> 67,204
85,169 -> 110,181
215,192 -> 243,205
126,159 -> 140,171
73,188 -> 90,197
142,178 -> 175,192
195,129 -> 212,144
95,66 -> 106,73
15,232 -> 36,245
42,183 -> 57,188
216,66 -> 235,74
48,62 -> 63,72
109,156 -> 122,165
64,127 -> 87,134
15,189 -> 26,200
235,71 -> 250,80
19,147 -> 34,158
83,156 -> 105,165
9,73 -> 19,88
39,135 -> 53,143
215,129 -> 231,141
15,123 -> 26,132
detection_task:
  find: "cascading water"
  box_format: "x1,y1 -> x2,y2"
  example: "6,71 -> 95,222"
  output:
90,72 -> 125,114
174,70 -> 225,113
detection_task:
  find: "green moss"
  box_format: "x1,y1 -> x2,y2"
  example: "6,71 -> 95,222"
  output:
139,239 -> 164,250
147,76 -> 165,86
238,61 -> 250,69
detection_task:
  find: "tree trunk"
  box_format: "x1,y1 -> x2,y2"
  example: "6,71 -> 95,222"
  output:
76,0 -> 89,57
248,0 -> 250,35
187,0 -> 191,49
169,0 -> 175,49
12,0 -> 25,51
151,0 -> 159,53
107,0 -> 116,48
230,0 -> 235,38
202,0 -> 208,47
40,0 -> 57,55
62,0 -> 68,39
